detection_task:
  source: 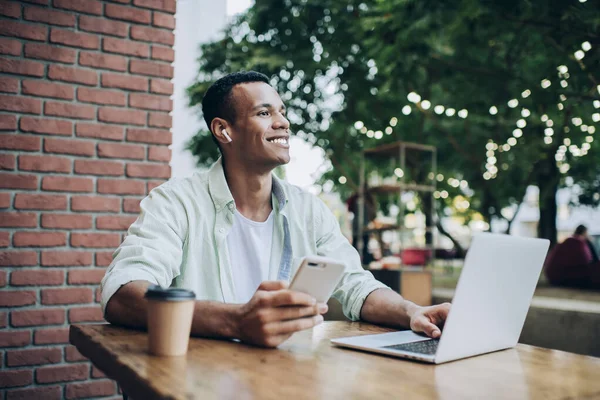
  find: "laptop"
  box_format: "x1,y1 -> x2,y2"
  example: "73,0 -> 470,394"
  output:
331,233 -> 550,364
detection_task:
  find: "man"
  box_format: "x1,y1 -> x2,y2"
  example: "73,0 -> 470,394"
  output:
544,224 -> 600,290
101,71 -> 450,348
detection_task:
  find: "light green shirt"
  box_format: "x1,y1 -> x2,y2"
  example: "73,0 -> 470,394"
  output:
100,158 -> 387,320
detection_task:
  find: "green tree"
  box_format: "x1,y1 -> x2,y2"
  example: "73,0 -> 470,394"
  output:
187,0 -> 600,245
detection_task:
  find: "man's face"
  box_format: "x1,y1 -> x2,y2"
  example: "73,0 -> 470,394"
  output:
227,82 -> 291,169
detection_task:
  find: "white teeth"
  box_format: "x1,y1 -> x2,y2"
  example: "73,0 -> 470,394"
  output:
268,138 -> 288,144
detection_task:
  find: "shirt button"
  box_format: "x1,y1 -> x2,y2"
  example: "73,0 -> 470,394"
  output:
219,228 -> 225,233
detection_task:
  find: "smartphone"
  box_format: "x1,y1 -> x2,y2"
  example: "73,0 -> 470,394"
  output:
289,256 -> 346,303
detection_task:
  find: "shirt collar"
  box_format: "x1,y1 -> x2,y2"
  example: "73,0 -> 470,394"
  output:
208,158 -> 288,212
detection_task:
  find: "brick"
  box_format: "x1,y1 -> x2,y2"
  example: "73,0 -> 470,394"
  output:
44,138 -> 95,156
72,196 -> 120,212
41,251 -> 92,266
0,38 -> 22,56
130,92 -> 172,111
0,173 -> 38,190
95,287 -> 101,302
24,6 -> 76,27
98,178 -> 145,195
130,59 -> 173,78
0,290 -> 36,307
0,192 -> 10,208
11,269 -> 65,286
103,37 -> 149,58
71,233 -> 121,248
22,79 -> 74,100
79,51 -> 127,72
127,127 -> 172,144
36,363 -> 88,384
42,177 -> 93,194
98,142 -> 145,160
0,331 -> 30,347
42,287 -> 93,305
34,328 -> 68,344
76,122 -> 124,141
0,2 -> 21,18
150,78 -> 173,95
0,370 -> 32,389
66,380 -> 116,399
122,197 -> 141,213
91,366 -> 107,379
64,345 -> 87,362
0,135 -> 41,151
68,268 -> 106,284
0,153 -> 16,169
151,45 -> 174,62
0,231 -> 9,246
101,72 -> 148,91
74,159 -> 123,176
95,252 -> 113,266
20,117 -> 72,136
99,107 -> 146,126
0,94 -> 42,114
79,15 -> 128,37
48,64 -> 98,86
0,57 -> 44,77
69,306 -> 103,322
6,386 -> 61,400
133,0 -> 176,13
0,251 -> 37,266
15,194 -> 67,210
7,348 -> 62,367
127,163 -> 170,179
77,87 -> 126,106
148,112 -> 171,128
19,154 -> 71,173
24,43 -> 76,63
105,3 -> 151,24
0,114 -> 17,130
42,213 -> 92,229
0,212 -> 37,228
1,271 -> 7,285
131,25 -> 174,46
50,28 -> 99,49
13,231 -> 67,247
0,20 -> 46,41
44,101 -> 95,120
11,309 -> 65,327
53,0 -> 102,15
96,215 -> 136,230
153,11 -> 175,29
0,76 -> 19,93
147,180 -> 165,191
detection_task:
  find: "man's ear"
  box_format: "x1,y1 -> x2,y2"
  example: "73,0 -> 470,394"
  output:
211,119 -> 232,144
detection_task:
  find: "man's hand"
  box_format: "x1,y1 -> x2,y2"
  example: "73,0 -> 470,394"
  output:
235,281 -> 328,348
409,302 -> 451,338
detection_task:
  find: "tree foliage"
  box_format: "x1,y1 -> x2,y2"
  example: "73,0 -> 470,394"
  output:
187,0 -> 600,243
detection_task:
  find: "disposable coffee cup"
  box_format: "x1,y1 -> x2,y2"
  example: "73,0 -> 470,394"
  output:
145,285 -> 196,356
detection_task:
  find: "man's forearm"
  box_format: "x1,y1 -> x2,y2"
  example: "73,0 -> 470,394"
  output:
104,280 -> 240,339
359,288 -> 419,328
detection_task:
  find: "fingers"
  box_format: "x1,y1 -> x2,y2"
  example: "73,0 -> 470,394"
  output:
257,281 -> 288,291
413,316 -> 442,338
265,314 -> 324,336
262,303 -> 328,322
267,290 -> 316,307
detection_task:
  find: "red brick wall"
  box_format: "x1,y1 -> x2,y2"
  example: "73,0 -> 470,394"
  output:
0,0 -> 175,398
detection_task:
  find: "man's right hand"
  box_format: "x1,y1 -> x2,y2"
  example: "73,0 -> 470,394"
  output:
235,281 -> 328,348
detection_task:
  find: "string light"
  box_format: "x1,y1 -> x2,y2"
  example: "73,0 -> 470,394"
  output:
541,79 -> 551,88
489,106 -> 498,115
516,119 -> 526,128
546,119 -> 554,127
544,136 -> 553,144
574,50 -> 585,60
507,137 -> 517,146
390,117 -> 398,126
394,168 -> 404,178
513,129 -> 523,138
588,126 -> 596,134
339,176 -> 347,184
458,109 -> 468,118
592,113 -> 600,122
541,114 -> 548,122
374,130 -> 383,139
354,121 -> 364,130
508,99 -> 519,108
545,128 -> 554,136
521,90 -> 531,98
402,105 -> 411,115
445,108 -> 456,117
560,80 -> 568,88
558,65 -> 568,74
367,130 -> 374,138
434,105 -> 445,115
407,92 -> 421,103
594,100 -> 600,108
521,108 -> 530,117
421,100 -> 431,110
582,41 -> 591,51
385,126 -> 393,134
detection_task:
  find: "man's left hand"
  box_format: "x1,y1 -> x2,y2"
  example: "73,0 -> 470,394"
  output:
409,302 -> 451,338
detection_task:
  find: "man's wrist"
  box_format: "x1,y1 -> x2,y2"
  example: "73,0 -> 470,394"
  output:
403,300 -> 419,321
224,303 -> 242,339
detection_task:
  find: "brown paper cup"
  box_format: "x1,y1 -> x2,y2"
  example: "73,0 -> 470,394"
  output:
145,286 -> 195,356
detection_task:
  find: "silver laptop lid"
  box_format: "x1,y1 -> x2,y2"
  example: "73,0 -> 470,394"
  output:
435,233 -> 550,363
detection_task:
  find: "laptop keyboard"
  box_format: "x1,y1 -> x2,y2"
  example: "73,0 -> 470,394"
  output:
381,339 -> 439,355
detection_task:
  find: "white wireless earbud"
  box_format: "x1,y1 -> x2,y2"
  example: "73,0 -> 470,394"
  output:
222,129 -> 232,143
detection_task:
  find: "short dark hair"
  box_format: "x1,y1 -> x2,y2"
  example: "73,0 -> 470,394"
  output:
201,71 -> 270,148
574,224 -> 587,235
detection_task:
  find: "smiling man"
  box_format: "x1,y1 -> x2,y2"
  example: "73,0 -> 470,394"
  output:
101,71 -> 450,347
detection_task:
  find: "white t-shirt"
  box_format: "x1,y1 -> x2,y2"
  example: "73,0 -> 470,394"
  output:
226,210 -> 274,303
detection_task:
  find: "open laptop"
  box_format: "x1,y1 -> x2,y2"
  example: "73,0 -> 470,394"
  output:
331,233 -> 550,364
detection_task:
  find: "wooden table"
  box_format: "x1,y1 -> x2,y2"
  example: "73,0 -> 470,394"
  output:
70,321 -> 600,400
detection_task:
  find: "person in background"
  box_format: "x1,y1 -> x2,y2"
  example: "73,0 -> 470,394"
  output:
544,224 -> 600,290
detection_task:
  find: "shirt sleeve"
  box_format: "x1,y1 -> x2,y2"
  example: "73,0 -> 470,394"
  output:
100,185 -> 188,315
313,197 -> 388,321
